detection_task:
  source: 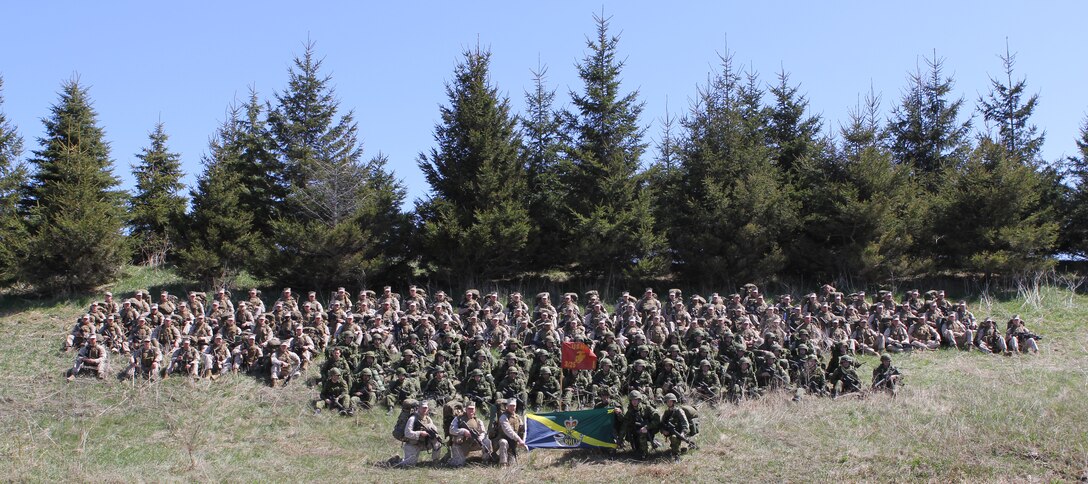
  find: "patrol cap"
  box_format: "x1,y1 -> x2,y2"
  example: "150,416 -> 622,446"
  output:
142,337 -> 152,343
419,400 -> 431,408
88,333 -> 98,340
267,338 -> 281,347
465,401 -> 476,409
506,398 -> 519,406
629,390 -> 643,400
664,393 -> 678,402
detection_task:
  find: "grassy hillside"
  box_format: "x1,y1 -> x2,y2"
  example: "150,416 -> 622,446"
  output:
1,270 -> 1085,482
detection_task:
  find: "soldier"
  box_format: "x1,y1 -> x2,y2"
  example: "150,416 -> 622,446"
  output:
653,358 -> 687,402
127,337 -> 162,381
624,359 -> 653,397
871,354 -> 902,394
422,367 -> 459,405
975,317 -> 1007,354
623,390 -> 660,460
319,368 -> 354,415
907,317 -> 941,350
691,359 -> 721,401
792,354 -> 827,400
941,313 -> 974,350
1006,315 -> 1041,354
829,355 -> 862,396
529,367 -> 562,411
399,400 -> 443,467
461,369 -> 497,417
350,368 -> 381,410
659,393 -> 690,460
63,314 -> 97,352
727,357 -> 760,402
242,288 -> 263,318
882,316 -> 912,353
232,333 -> 264,374
496,366 -> 527,410
495,398 -> 528,466
67,334 -> 109,381
204,334 -> 232,377
448,401 -> 492,467
167,337 -> 200,378
386,368 -> 421,409
269,339 -> 301,386
289,326 -> 317,370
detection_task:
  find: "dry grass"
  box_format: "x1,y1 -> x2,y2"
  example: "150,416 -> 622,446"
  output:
1,284 -> 1086,482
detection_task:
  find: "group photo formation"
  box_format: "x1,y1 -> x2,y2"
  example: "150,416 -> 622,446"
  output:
62,283 -> 1042,466
2,3 -> 1087,481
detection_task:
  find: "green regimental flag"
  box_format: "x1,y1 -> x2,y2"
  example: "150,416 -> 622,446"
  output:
524,408 -> 617,449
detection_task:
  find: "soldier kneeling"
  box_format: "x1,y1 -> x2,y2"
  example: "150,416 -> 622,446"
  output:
448,401 -> 491,466
398,400 -> 442,467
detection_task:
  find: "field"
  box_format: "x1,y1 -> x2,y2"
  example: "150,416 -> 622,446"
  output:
1,269 -> 1086,482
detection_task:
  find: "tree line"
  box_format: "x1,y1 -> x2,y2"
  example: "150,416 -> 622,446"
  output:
1,14 -> 1087,294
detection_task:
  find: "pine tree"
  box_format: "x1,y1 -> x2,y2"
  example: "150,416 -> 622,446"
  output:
417,45 -> 531,282
176,108 -> 260,288
667,52 -> 797,285
1061,118 -> 1088,259
22,79 -> 129,292
978,43 -> 1044,164
0,76 -> 28,286
520,64 -> 567,271
264,42 -> 410,288
931,137 -> 1057,276
887,53 -> 972,187
807,90 -> 931,281
560,13 -> 667,280
231,88 -> 284,239
129,122 -> 186,266
766,69 -> 823,175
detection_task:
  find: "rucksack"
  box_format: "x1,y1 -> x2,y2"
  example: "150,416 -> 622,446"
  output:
442,400 -> 464,438
392,399 -> 418,442
681,404 -> 699,436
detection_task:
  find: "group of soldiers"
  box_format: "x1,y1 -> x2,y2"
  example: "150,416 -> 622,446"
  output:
61,283 -> 1041,464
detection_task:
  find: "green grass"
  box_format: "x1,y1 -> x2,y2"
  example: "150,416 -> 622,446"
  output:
1,274 -> 1086,482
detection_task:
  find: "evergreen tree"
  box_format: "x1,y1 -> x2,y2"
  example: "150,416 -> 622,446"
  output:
801,90 -> 931,281
667,52 -> 796,285
887,53 -> 972,187
231,88 -> 284,239
22,79 -> 128,292
1061,118 -> 1088,259
129,122 -> 186,267
766,69 -> 823,175
978,44 -> 1044,164
176,109 -> 259,288
417,46 -> 531,282
0,76 -> 28,286
520,64 -> 567,271
560,13 -> 667,280
264,42 -> 410,288
931,137 -> 1057,276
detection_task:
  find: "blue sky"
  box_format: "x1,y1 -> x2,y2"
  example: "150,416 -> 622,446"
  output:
3,2 -> 1086,206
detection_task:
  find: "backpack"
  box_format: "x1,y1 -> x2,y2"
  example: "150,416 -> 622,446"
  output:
392,399 -> 418,442
442,400 -> 464,438
681,404 -> 699,436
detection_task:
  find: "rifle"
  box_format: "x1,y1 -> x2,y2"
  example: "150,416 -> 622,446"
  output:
871,367 -> 902,391
660,420 -> 698,449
